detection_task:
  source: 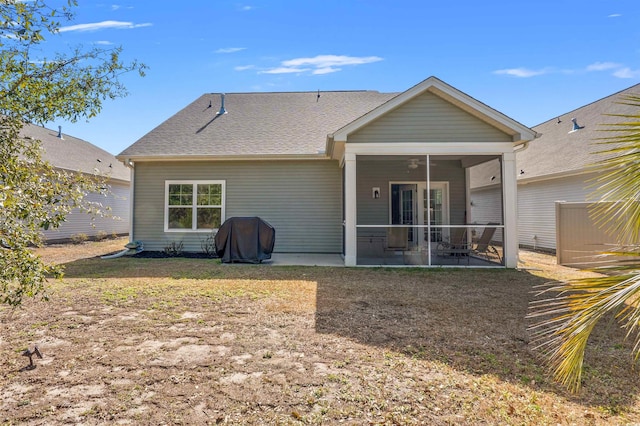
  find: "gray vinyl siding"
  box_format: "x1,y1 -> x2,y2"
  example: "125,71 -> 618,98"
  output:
517,173 -> 595,251
43,181 -> 130,242
132,160 -> 342,253
356,158 -> 466,227
470,187 -> 503,225
469,186 -> 504,245
349,92 -> 512,144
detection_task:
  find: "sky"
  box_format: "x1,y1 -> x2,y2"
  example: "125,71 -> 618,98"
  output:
37,0 -> 640,156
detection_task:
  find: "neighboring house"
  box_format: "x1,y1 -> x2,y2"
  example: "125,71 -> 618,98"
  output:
23,123 -> 131,242
117,77 -> 536,267
470,82 -> 640,265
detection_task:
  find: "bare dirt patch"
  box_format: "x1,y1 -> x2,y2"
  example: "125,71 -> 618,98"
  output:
1,240 -> 638,424
33,237 -> 129,265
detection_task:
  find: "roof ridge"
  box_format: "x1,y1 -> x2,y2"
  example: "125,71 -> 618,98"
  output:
23,123 -> 118,156
204,90 -> 387,95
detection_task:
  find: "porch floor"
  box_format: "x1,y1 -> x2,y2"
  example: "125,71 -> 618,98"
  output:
358,252 -> 501,267
262,253 -> 345,267
245,252 -> 501,267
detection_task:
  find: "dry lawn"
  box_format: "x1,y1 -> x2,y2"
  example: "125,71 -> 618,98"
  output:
1,240 -> 639,425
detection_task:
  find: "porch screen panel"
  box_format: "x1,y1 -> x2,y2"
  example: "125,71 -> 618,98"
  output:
429,187 -> 444,242
355,154 -> 504,266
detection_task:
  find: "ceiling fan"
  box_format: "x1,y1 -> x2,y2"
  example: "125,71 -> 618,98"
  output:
407,158 -> 426,169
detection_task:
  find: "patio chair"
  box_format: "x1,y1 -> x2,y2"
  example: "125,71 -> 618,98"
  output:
472,223 -> 502,263
436,227 -> 470,264
385,227 -> 409,253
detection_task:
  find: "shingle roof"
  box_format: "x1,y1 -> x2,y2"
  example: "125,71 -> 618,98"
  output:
470,82 -> 640,189
517,82 -> 640,181
118,91 -> 398,159
22,123 -> 130,182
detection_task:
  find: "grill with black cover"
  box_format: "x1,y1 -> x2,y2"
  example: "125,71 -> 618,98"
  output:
214,217 -> 275,263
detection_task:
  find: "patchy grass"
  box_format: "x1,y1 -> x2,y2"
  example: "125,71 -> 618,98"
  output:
0,241 -> 638,424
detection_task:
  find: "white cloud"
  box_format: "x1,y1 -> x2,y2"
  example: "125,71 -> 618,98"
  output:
313,67 -> 341,75
110,4 -> 133,11
608,13 -> 622,18
613,67 -> 640,79
282,54 -> 382,68
240,5 -> 253,11
95,40 -> 113,45
215,47 -> 246,54
259,67 -> 310,74
586,61 -> 621,71
59,21 -> 152,33
495,62 -> 640,80
586,62 -> 640,78
234,65 -> 254,71
262,54 -> 382,75
493,67 -> 549,78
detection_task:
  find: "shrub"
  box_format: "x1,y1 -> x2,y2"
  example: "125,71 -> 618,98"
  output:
95,230 -> 108,241
200,232 -> 217,257
163,241 -> 184,257
70,233 -> 89,244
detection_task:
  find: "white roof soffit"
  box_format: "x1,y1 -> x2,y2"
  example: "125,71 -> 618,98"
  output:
330,76 -> 537,145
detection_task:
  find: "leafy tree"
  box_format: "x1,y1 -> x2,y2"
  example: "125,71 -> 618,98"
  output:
528,94 -> 640,392
0,0 -> 145,307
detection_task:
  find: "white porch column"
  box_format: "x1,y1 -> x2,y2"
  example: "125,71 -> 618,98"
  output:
502,152 -> 518,268
344,152 -> 357,266
465,167 -> 472,224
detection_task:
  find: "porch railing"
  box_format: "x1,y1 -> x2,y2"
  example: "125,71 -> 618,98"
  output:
355,224 -> 504,267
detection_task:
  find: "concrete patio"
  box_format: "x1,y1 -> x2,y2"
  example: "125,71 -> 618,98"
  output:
258,252 -> 499,267
234,250 -> 552,268
264,253 -> 345,267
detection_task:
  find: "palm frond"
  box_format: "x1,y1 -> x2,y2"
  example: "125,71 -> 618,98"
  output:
588,95 -> 640,243
529,92 -> 640,392
528,269 -> 640,392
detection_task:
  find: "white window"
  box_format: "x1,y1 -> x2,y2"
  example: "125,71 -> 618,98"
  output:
165,180 -> 225,232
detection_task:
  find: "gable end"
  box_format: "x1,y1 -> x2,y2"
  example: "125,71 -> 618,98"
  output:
347,91 -> 513,143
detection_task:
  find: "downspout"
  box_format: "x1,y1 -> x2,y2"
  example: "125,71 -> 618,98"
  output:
124,159 -> 135,243
510,133 -> 538,265
513,130 -> 541,154
514,140 -> 530,154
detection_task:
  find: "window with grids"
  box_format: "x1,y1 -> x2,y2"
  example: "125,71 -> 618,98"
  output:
165,181 -> 224,231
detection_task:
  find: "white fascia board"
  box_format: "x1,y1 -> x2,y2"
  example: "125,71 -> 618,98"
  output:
104,176 -> 131,185
54,165 -> 131,184
329,140 -> 345,162
517,168 -> 597,185
344,142 -> 515,156
470,183 -> 502,192
115,153 -> 330,162
326,135 -> 335,157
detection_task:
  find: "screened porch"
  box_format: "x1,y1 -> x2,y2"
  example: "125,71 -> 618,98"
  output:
353,155 -> 505,267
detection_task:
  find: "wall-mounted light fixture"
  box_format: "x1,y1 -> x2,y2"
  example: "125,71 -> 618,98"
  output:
372,187 -> 380,199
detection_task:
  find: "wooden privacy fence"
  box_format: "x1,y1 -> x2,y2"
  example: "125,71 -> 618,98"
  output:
555,201 -> 638,268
